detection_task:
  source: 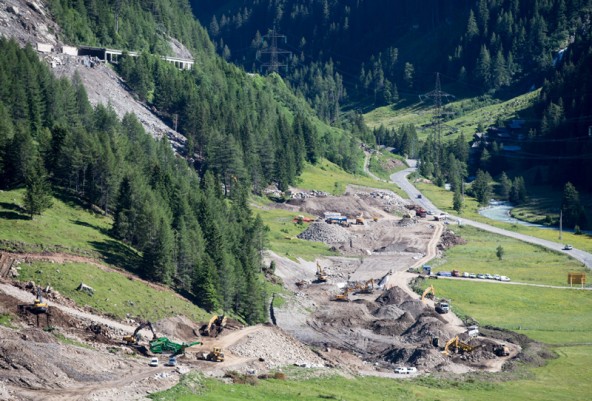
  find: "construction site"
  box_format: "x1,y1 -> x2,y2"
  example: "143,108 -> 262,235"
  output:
0,183 -> 532,400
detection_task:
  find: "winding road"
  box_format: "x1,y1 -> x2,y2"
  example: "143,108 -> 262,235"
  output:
390,160 -> 592,270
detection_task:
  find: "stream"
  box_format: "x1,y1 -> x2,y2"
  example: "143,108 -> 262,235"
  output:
478,201 -> 544,227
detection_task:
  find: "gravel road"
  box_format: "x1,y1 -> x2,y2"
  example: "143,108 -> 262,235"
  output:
390,162 -> 592,270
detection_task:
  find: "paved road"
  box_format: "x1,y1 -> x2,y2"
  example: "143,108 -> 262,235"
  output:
390,161 -> 592,270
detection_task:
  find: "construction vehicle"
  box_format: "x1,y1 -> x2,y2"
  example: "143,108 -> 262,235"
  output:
421,285 -> 435,302
416,207 -> 427,218
149,337 -> 202,355
200,314 -> 227,337
332,288 -> 351,302
18,287 -> 50,327
436,300 -> 450,314
355,279 -> 375,294
325,215 -> 348,225
293,215 -> 313,224
495,344 -> 510,356
441,336 -> 477,356
315,262 -> 328,282
355,215 -> 365,225
123,321 -> 158,345
197,346 -> 225,362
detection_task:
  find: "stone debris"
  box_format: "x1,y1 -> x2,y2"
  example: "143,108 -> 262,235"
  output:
228,327 -> 325,369
296,222 -> 351,244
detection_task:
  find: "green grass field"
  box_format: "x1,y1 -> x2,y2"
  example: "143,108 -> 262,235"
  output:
297,159 -> 406,197
17,261 -> 208,322
0,189 -> 140,270
251,199 -> 336,261
368,151 -> 408,181
364,91 -> 539,142
434,225 -> 585,286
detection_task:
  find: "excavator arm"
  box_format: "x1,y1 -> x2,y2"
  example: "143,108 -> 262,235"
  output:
421,285 -> 435,302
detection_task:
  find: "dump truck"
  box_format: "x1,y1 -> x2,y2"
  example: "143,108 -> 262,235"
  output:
436,300 -> 450,314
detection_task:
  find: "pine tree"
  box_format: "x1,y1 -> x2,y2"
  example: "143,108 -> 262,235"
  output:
499,172 -> 512,200
23,156 -> 53,219
453,189 -> 464,214
561,182 -> 584,228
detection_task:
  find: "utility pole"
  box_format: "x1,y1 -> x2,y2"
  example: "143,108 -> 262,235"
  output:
419,73 -> 455,166
259,26 -> 291,75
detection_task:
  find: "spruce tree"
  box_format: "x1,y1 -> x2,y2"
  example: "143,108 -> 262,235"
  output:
23,157 -> 53,219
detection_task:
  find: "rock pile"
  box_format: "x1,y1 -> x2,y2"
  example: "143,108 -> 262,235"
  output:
228,327 -> 325,369
297,222 -> 351,244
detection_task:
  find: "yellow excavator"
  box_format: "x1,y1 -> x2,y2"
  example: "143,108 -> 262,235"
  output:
123,321 -> 158,345
18,287 -> 50,327
421,285 -> 435,302
316,262 -> 328,282
200,314 -> 227,337
441,336 -> 477,356
355,279 -> 375,294
332,288 -> 351,302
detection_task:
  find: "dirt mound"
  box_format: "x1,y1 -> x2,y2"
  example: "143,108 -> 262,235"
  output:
438,229 -> 467,250
154,315 -> 200,342
228,326 -> 325,369
402,314 -> 453,344
19,327 -> 59,344
372,304 -> 406,320
375,287 -> 413,306
371,312 -> 415,336
383,346 -> 447,370
297,222 -> 351,244
398,217 -> 417,227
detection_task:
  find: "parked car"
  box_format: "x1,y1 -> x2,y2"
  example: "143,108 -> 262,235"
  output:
168,356 -> 177,366
469,273 -> 477,279
485,273 -> 493,279
149,357 -> 159,367
500,276 -> 511,282
462,272 -> 470,278
394,367 -> 417,374
477,274 -> 485,279
563,244 -> 573,250
493,274 -> 501,280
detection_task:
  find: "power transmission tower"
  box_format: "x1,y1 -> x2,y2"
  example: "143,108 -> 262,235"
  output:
419,73 -> 455,165
259,27 -> 292,75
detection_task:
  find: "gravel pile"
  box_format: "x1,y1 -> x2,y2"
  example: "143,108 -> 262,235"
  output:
297,222 -> 351,244
228,327 -> 325,369
398,217 -> 418,227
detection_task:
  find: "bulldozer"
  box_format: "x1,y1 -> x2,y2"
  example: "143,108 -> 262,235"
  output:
441,336 -> 477,356
200,314 -> 227,337
315,262 -> 328,282
421,285 -> 435,302
332,288 -> 351,302
197,346 -> 225,362
18,287 -> 50,327
123,321 -> 158,345
355,279 -> 375,294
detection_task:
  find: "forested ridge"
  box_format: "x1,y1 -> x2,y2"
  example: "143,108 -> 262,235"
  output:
192,0 -> 592,108
0,38 -> 268,323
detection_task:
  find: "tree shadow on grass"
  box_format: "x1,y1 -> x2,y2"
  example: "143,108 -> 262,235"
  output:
72,220 -> 111,236
89,240 -> 141,274
0,202 -> 29,220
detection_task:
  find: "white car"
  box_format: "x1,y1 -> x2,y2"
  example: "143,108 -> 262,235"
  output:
462,272 -> 470,278
149,357 -> 159,367
394,367 -> 417,374
493,274 -> 501,280
469,273 -> 477,279
168,356 -> 177,366
485,274 -> 493,279
500,276 -> 511,282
